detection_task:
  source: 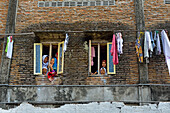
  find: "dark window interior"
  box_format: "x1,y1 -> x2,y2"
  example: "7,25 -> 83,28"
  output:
91,44 -> 107,74
43,45 -> 49,56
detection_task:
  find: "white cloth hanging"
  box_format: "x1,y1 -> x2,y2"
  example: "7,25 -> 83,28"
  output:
154,31 -> 161,55
6,37 -> 14,59
144,31 -> 152,58
161,30 -> 170,75
63,33 -> 69,52
116,32 -> 123,54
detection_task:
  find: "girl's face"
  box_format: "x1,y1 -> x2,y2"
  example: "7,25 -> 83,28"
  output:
44,57 -> 48,63
102,61 -> 106,68
51,58 -> 55,64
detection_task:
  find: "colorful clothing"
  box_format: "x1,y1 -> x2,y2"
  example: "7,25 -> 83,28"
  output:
47,70 -> 56,79
135,32 -> 144,63
5,36 -> 10,52
53,58 -> 57,72
111,34 -> 118,65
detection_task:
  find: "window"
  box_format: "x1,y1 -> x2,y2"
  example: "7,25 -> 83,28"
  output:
51,2 -> 57,7
45,2 -> 50,7
38,1 -> 45,7
38,1 -> 115,7
165,0 -> 170,4
89,40 -> 116,76
34,42 -> 64,75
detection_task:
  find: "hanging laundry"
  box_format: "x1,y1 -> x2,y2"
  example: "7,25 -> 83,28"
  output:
144,31 -> 152,63
6,36 -> 14,59
91,46 -> 95,66
111,34 -> 118,65
154,31 -> 161,55
150,32 -> 156,57
116,32 -> 123,55
161,30 -> 170,75
63,33 -> 69,52
5,36 -> 10,52
135,32 -> 144,63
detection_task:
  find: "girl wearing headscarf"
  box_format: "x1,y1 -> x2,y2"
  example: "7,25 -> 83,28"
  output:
42,55 -> 49,75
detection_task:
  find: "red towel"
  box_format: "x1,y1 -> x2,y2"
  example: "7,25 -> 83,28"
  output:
111,34 -> 118,65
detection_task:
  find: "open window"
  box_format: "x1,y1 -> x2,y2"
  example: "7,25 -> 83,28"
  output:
34,42 -> 64,75
89,40 -> 116,76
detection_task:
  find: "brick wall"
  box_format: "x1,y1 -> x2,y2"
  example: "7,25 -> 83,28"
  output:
144,0 -> 170,27
9,35 -> 36,85
148,23 -> 170,84
15,0 -> 136,32
8,22 -> 140,85
0,0 -> 8,34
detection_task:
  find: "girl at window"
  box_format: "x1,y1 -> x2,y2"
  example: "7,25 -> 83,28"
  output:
53,52 -> 58,72
92,60 -> 107,75
48,58 -> 58,81
42,55 -> 49,75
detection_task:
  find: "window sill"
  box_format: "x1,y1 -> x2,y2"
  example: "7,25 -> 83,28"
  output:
88,74 -> 110,77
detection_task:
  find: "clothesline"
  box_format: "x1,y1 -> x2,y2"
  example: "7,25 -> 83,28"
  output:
0,29 -> 166,36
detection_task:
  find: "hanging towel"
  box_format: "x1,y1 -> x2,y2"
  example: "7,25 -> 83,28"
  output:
161,30 -> 170,75
150,32 -> 155,57
63,33 -> 69,52
91,46 -> 95,66
116,32 -> 123,55
154,31 -> 161,55
5,36 -> 10,52
144,31 -> 152,58
111,34 -> 118,65
135,32 -> 144,63
6,36 -> 14,59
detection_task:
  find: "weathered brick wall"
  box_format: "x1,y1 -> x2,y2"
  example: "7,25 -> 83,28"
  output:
15,0 -> 136,32
144,0 -> 170,27
9,35 -> 36,85
8,22 -> 140,85
0,0 -> 8,33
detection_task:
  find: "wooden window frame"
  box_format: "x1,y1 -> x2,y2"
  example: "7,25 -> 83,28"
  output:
34,42 -> 64,75
57,41 -> 64,74
107,42 -> 116,74
34,43 -> 42,75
